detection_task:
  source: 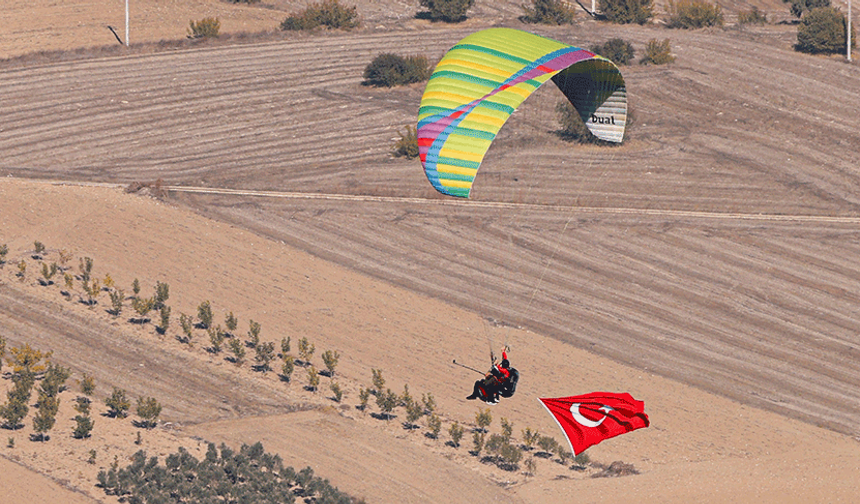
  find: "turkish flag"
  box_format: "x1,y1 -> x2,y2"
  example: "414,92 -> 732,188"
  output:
538,392 -> 649,455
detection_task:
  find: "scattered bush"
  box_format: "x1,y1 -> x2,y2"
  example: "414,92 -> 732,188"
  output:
426,413 -> 442,438
135,397 -> 162,428
590,38 -> 635,65
32,393 -> 59,440
363,53 -> 432,87
197,300 -> 213,329
358,387 -> 370,410
639,38 -> 676,65
74,396 -> 92,415
370,369 -> 385,394
224,311 -> 238,336
109,289 -> 124,316
281,355 -> 295,381
39,262 -> 58,285
179,313 -> 194,344
738,6 -> 768,24
280,0 -> 360,31
376,388 -> 398,419
80,373 -> 96,396
556,101 -> 595,142
105,388 -> 131,418
306,366 -> 321,391
599,0 -> 654,24
33,241 -> 46,259
153,281 -> 169,310
419,0 -> 475,22
330,381 -> 344,402
131,296 -> 154,323
666,0 -> 724,28
229,337 -> 246,365
392,125 -> 419,160
784,0 -> 831,19
208,325 -> 225,353
522,427 -> 540,449
298,336 -> 315,364
158,305 -> 171,334
520,0 -> 577,24
449,421 -> 465,447
188,17 -> 220,39
73,414 -> 95,439
795,7 -> 854,54
321,349 -> 340,376
247,319 -> 261,348
254,341 -> 276,372
0,243 -> 8,264
475,407 -> 492,432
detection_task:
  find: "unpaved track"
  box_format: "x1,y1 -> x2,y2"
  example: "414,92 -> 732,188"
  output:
3,18 -> 860,437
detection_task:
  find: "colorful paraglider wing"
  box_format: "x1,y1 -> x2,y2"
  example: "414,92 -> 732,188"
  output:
417,28 -> 627,198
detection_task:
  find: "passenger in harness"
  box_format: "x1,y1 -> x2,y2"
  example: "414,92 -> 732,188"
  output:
466,346 -> 518,404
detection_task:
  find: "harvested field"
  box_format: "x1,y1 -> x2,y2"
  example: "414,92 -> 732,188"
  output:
2,0 -> 860,503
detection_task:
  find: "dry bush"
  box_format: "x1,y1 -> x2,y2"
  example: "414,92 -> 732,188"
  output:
639,38 -> 676,65
281,0 -> 360,31
520,0 -> 577,24
188,18 -> 221,39
666,0 -> 724,28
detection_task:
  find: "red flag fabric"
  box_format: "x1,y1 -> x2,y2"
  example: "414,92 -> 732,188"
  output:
538,392 -> 649,455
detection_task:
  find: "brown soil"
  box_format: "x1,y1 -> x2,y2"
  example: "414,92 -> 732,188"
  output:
2,1 -> 860,503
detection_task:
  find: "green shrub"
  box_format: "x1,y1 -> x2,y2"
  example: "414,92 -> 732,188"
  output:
449,421 -> 464,447
419,0 -> 475,22
188,17 -> 220,39
738,6 -> 768,24
666,0 -> 724,28
135,396 -> 162,429
363,53 -> 432,87
321,349 -> 340,376
784,0 -> 831,19
105,387 -> 131,418
590,38 -> 635,65
795,6 -> 854,54
197,300 -> 213,329
556,101 -> 596,143
393,125 -> 419,159
73,414 -> 95,439
281,355 -> 295,381
599,0 -> 654,24
280,0 -> 360,31
639,38 -> 676,65
520,0 -> 577,24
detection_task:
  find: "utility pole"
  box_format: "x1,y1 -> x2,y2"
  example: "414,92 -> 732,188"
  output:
125,0 -> 129,47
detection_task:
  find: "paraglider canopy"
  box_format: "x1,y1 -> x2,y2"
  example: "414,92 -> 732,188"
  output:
417,28 -> 627,198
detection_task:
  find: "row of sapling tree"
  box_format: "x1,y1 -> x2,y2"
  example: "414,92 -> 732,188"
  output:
0,337 -> 163,443
2,242 -> 598,476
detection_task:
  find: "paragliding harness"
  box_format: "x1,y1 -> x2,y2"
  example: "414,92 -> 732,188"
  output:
499,367 -> 519,398
474,366 -> 519,404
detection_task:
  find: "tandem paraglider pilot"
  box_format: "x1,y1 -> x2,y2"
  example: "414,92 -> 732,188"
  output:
466,346 -> 518,404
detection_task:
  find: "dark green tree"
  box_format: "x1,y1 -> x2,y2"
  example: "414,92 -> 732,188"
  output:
419,0 -> 475,22
599,0 -> 654,24
520,0 -> 577,24
795,7 -> 854,54
783,0 -> 830,18
105,387 -> 131,418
